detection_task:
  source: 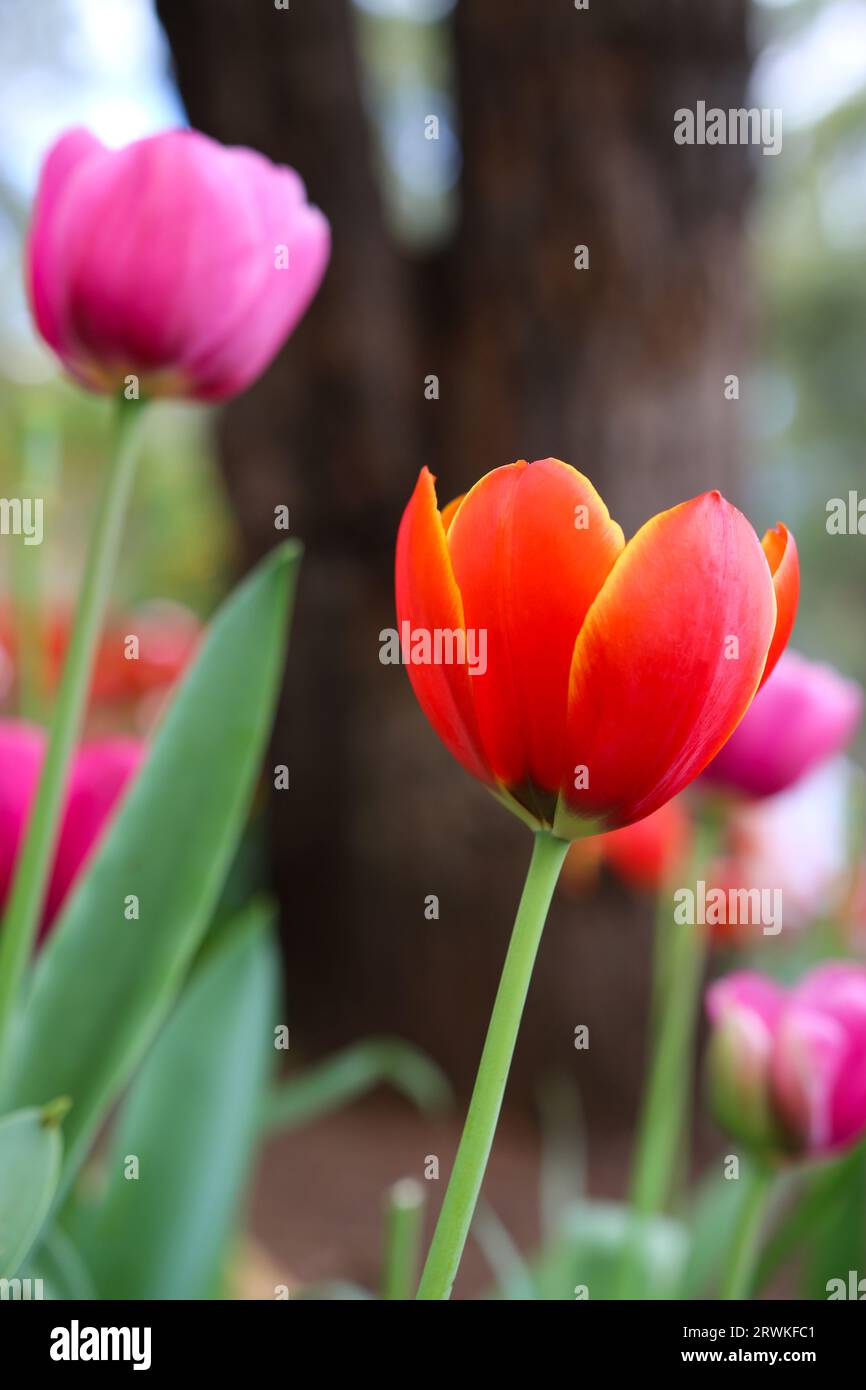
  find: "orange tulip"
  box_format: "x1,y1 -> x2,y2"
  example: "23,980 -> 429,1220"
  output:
396,459 -> 798,839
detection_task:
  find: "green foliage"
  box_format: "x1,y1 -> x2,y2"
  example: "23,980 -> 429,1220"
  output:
0,1105 -> 64,1277
262,1037 -> 451,1134
0,544 -> 299,1190
75,905 -> 279,1300
526,1200 -> 687,1301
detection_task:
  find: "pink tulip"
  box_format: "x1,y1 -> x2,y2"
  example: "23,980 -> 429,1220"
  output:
703,651 -> 862,799
0,721 -> 143,935
44,737 -> 144,929
0,723 -> 45,906
706,964 -> 866,1158
705,973 -> 787,1150
26,127 -> 330,401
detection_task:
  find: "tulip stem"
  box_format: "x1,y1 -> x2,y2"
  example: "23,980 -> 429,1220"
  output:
720,1164 -> 773,1300
13,399 -> 61,723
0,398 -> 146,1075
381,1178 -> 425,1300
616,821 -> 716,1298
416,828 -> 569,1300
631,911 -> 707,1213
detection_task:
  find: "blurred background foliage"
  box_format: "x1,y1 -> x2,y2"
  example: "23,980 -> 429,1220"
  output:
750,0 -> 866,705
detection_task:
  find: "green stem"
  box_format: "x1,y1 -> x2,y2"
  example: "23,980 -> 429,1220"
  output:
631,912 -> 706,1218
0,400 -> 146,1073
616,917 -> 706,1297
416,828 -> 569,1300
13,402 -> 62,723
720,1165 -> 773,1300
616,836 -> 713,1298
381,1178 -> 425,1300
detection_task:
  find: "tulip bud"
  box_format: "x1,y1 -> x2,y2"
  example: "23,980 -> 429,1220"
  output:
704,652 -> 862,799
706,974 -> 786,1154
26,128 -> 330,402
706,965 -> 866,1161
773,966 -> 866,1156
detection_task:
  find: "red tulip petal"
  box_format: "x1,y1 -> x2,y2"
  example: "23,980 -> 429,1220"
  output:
759,523 -> 799,689
601,798 -> 692,892
561,492 -> 776,830
447,458 -> 624,791
439,493 -> 465,533
395,469 -> 491,784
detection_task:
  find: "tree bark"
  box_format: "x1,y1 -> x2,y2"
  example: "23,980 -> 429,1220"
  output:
157,0 -> 754,1121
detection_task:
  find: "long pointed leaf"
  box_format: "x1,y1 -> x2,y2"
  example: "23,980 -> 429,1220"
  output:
262,1038 -> 451,1134
2,543 -> 299,1188
0,1106 -> 64,1277
82,905 -> 278,1299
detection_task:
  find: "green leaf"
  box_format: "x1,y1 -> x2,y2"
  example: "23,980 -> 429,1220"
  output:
0,1105 -> 64,1277
2,543 -> 299,1190
79,905 -> 278,1300
800,1141 -> 866,1298
261,1038 -> 451,1133
754,1146 -> 863,1295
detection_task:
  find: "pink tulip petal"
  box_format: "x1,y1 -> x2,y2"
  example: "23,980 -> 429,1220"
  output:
773,1004 -> 849,1153
26,127 -> 330,400
187,196 -> 330,400
43,737 -> 143,929
706,970 -> 786,1031
0,722 -> 45,903
705,651 -> 863,798
26,127 -> 106,356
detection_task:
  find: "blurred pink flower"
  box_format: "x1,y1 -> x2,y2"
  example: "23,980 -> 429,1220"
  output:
0,721 -> 143,936
0,723 -> 44,907
26,127 -> 330,401
706,963 -> 866,1158
703,651 -> 862,799
44,736 -> 144,929
709,757 -> 856,941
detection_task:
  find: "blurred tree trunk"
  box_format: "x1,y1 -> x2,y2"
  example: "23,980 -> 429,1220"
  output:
157,0 -> 753,1121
